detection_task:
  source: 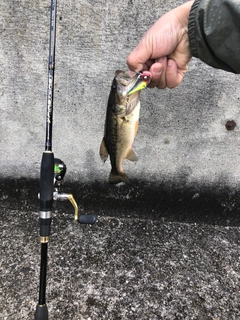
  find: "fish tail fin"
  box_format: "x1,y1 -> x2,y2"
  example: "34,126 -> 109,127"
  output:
109,170 -> 131,185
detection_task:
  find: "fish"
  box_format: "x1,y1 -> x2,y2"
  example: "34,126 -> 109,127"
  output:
99,70 -> 151,184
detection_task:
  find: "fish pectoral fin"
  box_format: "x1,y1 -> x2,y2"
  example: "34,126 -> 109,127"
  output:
126,149 -> 138,162
99,138 -> 109,162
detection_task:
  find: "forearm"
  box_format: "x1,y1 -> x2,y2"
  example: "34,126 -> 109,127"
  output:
188,0 -> 240,73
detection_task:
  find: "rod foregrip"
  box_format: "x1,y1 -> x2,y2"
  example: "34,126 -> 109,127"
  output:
39,151 -> 54,238
40,151 -> 54,210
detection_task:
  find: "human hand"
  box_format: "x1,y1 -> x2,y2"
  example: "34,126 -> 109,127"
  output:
126,1 -> 194,89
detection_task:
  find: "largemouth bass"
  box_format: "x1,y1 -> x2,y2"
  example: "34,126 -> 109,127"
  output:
100,70 -> 150,184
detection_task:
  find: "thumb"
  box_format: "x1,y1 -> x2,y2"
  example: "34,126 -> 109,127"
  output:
126,40 -> 152,72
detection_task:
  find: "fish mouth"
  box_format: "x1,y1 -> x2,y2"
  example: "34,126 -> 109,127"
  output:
115,70 -> 151,96
113,70 -> 151,117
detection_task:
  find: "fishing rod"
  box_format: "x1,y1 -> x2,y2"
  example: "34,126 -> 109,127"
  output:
34,1 -> 96,319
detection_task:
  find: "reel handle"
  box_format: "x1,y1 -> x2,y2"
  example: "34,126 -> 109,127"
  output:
79,214 -> 96,225
56,192 -> 96,225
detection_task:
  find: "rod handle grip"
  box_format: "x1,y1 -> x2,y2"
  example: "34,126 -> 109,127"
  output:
34,304 -> 48,320
40,151 -> 54,211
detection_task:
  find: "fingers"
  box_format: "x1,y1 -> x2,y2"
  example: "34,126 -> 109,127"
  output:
148,57 -> 167,88
127,54 -> 186,89
166,59 -> 186,88
147,58 -> 185,89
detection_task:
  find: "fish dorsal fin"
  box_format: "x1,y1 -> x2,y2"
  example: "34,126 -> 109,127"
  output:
99,138 -> 109,162
126,149 -> 138,161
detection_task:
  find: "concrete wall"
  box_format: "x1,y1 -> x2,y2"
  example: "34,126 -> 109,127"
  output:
1,0 -> 240,189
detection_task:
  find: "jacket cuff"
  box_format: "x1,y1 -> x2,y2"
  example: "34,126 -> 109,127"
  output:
188,0 -> 201,58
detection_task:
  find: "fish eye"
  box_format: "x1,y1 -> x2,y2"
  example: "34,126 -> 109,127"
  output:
111,80 -> 117,90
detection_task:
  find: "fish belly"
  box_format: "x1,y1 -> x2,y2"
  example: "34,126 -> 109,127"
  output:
109,102 -> 140,182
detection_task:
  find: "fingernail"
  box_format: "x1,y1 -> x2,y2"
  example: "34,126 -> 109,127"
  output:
153,70 -> 162,76
158,57 -> 164,63
167,59 -> 173,67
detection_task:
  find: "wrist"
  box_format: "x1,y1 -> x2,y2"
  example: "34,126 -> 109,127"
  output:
177,1 -> 194,31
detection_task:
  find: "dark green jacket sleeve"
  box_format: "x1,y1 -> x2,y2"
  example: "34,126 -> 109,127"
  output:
188,0 -> 240,73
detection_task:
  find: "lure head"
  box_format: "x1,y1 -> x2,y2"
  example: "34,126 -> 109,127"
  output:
127,71 -> 151,95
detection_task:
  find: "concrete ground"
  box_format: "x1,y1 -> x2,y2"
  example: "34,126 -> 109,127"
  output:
1,178 -> 240,320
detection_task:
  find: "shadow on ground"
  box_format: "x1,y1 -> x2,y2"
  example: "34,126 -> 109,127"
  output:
1,177 -> 240,320
1,177 -> 240,226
